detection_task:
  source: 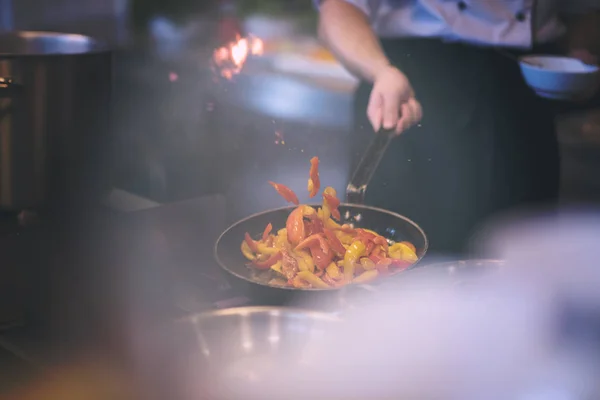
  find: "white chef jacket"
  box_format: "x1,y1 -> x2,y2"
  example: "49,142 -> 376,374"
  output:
316,0 -> 600,48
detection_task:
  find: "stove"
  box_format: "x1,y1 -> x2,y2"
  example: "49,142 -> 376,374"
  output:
0,193 -> 257,372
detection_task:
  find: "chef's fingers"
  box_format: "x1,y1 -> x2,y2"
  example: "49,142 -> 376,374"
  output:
382,91 -> 400,130
367,91 -> 383,132
395,98 -> 422,135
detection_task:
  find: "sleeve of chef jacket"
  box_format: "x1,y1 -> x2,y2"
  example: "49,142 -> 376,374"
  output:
312,0 -> 373,17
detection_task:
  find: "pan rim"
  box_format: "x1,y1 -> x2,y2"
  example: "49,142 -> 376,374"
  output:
214,203 -> 429,292
176,306 -> 342,324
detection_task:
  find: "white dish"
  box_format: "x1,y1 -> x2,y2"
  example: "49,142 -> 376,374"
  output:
519,55 -> 599,101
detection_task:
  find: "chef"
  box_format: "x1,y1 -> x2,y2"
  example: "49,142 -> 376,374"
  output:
316,0 -> 600,255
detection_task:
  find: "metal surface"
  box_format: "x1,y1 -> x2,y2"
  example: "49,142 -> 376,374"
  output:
0,31 -> 112,210
346,128 -> 395,204
173,307 -> 338,399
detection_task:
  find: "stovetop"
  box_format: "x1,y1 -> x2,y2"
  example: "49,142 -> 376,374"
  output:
0,194 -> 253,373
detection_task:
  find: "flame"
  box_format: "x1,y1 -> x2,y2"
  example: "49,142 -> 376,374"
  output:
213,35 -> 264,80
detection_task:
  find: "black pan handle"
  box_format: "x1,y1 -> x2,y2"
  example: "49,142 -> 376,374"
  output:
345,128 -> 396,205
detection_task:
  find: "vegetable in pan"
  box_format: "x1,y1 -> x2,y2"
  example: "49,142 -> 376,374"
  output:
241,157 -> 418,288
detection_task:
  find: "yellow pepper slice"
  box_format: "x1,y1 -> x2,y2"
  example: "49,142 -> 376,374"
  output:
271,260 -> 283,274
255,242 -> 280,255
354,270 -> 379,284
292,276 -> 310,288
326,262 -> 341,280
343,240 -> 366,282
359,257 -> 376,270
325,217 -> 341,230
294,250 -> 315,273
241,241 -> 255,261
297,271 -> 330,289
336,231 -> 354,245
389,242 -> 418,262
321,187 -> 337,222
274,228 -> 290,250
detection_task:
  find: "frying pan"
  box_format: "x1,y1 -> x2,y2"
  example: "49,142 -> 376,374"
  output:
214,128 -> 428,305
214,203 -> 428,305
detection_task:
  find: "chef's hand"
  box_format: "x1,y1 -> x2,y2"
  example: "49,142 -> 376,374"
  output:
368,65 -> 422,135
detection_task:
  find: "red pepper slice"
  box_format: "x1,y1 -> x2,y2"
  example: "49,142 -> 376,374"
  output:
295,233 -> 333,270
323,193 -> 341,221
269,181 -> 299,205
311,245 -> 334,270
308,156 -> 320,198
375,258 -> 392,275
390,259 -> 413,272
295,233 -> 330,254
323,228 -> 346,256
365,241 -> 375,255
244,232 -> 259,252
369,246 -> 384,263
286,206 -> 307,245
262,223 -> 273,241
373,235 -> 389,251
331,209 -> 341,221
252,252 -> 282,270
323,193 -> 340,209
304,214 -> 324,237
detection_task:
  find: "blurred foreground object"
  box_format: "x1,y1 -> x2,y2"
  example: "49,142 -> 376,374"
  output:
241,212 -> 600,400
3,359 -> 136,400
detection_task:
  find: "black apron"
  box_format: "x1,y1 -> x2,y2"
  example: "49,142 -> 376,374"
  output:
353,38 -> 560,256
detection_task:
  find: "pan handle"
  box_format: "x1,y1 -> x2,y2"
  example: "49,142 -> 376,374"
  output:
0,78 -> 22,124
345,128 -> 395,205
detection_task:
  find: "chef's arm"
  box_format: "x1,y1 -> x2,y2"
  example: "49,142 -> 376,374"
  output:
317,0 -> 391,82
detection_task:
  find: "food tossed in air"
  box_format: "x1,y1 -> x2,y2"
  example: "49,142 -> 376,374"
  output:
240,157 -> 418,289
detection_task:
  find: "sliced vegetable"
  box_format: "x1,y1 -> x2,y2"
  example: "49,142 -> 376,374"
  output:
389,242 -> 418,262
305,213 -> 324,236
343,240 -> 366,282
323,192 -> 341,221
241,240 -> 255,261
270,260 -> 283,274
359,257 -> 376,270
390,259 -> 413,271
269,181 -> 299,205
399,241 -> 417,253
323,228 -> 346,256
326,262 -> 342,280
297,270 -> 330,289
241,156 -> 419,289
354,270 -> 379,284
262,223 -> 273,241
294,250 -> 315,273
244,232 -> 259,252
375,258 -> 392,274
286,206 -> 308,245
255,242 -> 280,255
252,252 -> 282,270
307,156 -> 320,198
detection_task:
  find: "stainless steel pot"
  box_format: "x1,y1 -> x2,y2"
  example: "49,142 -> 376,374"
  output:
171,307 -> 339,400
0,31 -> 112,210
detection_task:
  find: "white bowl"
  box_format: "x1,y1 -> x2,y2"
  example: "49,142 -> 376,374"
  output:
519,55 -> 599,101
